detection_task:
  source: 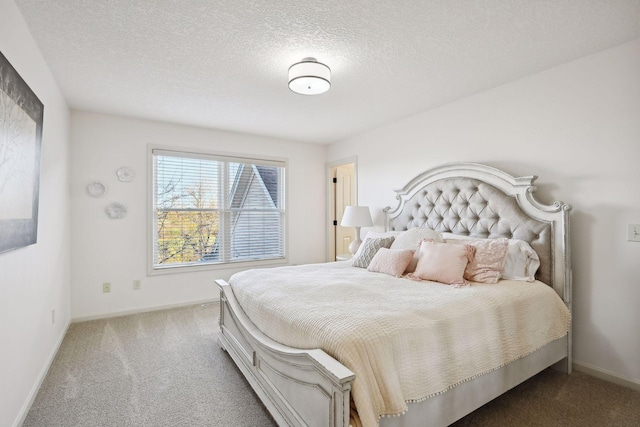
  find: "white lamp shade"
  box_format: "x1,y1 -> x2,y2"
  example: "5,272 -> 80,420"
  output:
288,58 -> 331,95
340,206 -> 373,227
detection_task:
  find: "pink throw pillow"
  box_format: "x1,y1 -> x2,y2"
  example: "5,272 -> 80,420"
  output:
390,228 -> 444,274
367,248 -> 414,277
412,240 -> 475,286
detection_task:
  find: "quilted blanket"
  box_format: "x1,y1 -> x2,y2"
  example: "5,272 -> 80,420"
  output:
229,262 -> 570,427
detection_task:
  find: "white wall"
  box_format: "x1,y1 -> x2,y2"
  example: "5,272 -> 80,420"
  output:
0,1 -> 71,426
70,111 -> 326,319
328,39 -> 640,386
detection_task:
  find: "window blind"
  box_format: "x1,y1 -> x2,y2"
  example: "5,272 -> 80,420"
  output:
152,148 -> 286,270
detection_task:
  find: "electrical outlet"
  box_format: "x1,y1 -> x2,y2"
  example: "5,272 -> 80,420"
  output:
133,279 -> 141,290
628,224 -> 640,242
103,282 -> 111,293
51,309 -> 55,324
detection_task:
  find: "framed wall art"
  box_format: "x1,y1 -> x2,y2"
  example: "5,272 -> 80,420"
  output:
0,51 -> 44,254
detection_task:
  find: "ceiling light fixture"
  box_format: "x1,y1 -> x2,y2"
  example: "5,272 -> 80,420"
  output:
288,57 -> 331,95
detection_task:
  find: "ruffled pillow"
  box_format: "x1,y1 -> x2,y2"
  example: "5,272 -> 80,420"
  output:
367,248 -> 414,277
410,240 -> 475,286
442,233 -> 539,282
445,238 -> 509,284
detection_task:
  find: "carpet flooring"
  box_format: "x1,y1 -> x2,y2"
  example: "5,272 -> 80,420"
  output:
24,303 -> 275,427
24,303 -> 640,426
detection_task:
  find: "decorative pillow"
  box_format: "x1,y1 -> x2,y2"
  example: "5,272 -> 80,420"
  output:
390,228 -> 444,274
351,231 -> 400,260
367,248 -> 414,277
411,240 -> 475,286
351,236 -> 395,268
442,233 -> 540,282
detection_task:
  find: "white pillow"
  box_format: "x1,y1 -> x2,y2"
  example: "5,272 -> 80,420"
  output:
501,239 -> 540,282
391,228 -> 444,250
442,233 -> 540,282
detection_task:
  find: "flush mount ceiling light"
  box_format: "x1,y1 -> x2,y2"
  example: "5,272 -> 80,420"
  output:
288,57 -> 331,95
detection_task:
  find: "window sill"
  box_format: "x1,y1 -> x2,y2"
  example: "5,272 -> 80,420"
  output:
147,258 -> 289,276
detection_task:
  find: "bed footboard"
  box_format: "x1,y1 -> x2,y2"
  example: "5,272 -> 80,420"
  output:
216,279 -> 355,427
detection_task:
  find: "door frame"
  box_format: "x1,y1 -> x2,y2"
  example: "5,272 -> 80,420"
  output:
326,156 -> 358,262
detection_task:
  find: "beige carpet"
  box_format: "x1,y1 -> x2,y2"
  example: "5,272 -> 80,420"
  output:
452,367 -> 640,427
24,303 -> 276,427
24,303 -> 640,426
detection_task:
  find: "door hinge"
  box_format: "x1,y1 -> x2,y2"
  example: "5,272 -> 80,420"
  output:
332,177 -> 337,183
333,220 -> 338,226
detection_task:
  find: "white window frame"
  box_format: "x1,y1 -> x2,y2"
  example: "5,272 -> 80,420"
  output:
147,145 -> 288,275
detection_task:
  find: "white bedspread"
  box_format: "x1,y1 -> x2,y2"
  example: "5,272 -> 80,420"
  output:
229,262 -> 570,427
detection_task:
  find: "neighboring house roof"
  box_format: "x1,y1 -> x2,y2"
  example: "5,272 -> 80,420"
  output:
202,164 -> 279,261
256,166 -> 278,207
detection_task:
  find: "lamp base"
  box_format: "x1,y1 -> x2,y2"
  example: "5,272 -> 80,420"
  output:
348,227 -> 363,255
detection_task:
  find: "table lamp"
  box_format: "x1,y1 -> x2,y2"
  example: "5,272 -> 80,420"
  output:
340,206 -> 373,255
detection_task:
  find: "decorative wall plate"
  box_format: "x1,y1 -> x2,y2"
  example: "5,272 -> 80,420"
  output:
116,167 -> 136,182
105,202 -> 127,219
87,181 -> 107,197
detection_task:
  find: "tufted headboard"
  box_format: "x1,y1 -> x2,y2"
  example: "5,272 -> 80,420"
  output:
384,163 -> 571,304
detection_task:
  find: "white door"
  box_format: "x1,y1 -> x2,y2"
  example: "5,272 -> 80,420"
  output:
335,164 -> 355,258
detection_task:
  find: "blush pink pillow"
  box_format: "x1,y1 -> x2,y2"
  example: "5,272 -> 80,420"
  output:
411,240 -> 475,286
390,228 -> 444,274
367,248 -> 414,277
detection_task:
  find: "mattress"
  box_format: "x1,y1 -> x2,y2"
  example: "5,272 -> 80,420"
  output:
229,261 -> 570,427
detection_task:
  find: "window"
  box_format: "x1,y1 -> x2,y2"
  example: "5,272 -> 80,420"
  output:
150,147 -> 286,271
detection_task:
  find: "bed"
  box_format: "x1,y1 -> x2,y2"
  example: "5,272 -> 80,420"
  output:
215,162 -> 572,427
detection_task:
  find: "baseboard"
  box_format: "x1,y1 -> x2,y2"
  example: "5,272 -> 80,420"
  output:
13,319 -> 71,427
573,361 -> 640,392
71,298 -> 219,323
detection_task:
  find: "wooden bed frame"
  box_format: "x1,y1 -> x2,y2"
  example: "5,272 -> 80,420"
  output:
216,162 -> 572,427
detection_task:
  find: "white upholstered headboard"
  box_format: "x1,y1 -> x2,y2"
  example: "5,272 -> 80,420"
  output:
384,163 -> 571,304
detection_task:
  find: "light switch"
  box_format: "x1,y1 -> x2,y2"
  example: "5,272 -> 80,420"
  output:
628,224 -> 640,242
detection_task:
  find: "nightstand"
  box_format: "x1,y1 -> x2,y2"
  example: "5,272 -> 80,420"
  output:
336,253 -> 352,261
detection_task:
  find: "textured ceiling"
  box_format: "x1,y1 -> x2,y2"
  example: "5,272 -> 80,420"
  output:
14,0 -> 640,144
